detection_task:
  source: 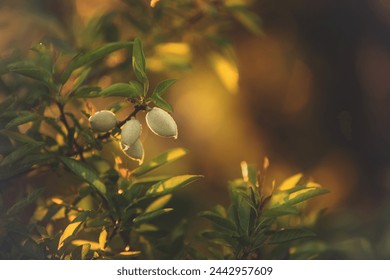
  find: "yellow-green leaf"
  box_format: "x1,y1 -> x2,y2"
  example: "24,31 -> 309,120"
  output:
132,148 -> 188,176
146,175 -> 203,197
145,194 -> 172,213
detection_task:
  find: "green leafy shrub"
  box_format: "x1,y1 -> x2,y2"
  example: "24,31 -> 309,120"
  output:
195,161 -> 329,260
0,1 -> 330,260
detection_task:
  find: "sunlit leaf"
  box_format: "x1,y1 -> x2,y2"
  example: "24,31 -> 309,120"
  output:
278,173 -> 303,191
263,205 -> 300,217
71,240 -> 100,251
145,194 -> 172,213
100,81 -> 143,98
152,79 -> 176,98
61,41 -> 132,83
58,212 -> 91,250
199,210 -> 237,232
60,157 -> 106,194
132,148 -> 188,176
268,228 -> 316,244
145,175 -> 203,197
133,208 -> 173,224
283,187 -> 329,206
99,228 -> 108,250
5,112 -> 39,129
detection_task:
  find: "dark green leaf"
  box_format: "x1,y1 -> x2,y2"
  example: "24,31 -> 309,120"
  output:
151,94 -> 173,113
199,211 -> 236,232
21,238 -> 46,259
0,130 -> 40,144
43,118 -> 66,137
145,175 -> 202,197
132,148 -> 188,176
132,38 -> 147,84
100,81 -> 143,98
73,86 -> 101,98
60,157 -> 106,194
71,243 -> 91,260
0,96 -> 15,114
6,188 -> 44,216
61,41 -> 132,83
268,228 -> 316,244
5,112 -> 39,129
8,61 -> 53,86
236,195 -> 251,234
200,230 -> 238,248
0,153 -> 53,181
283,188 -> 329,206
152,79 -> 176,98
0,142 -> 42,167
133,208 -> 173,224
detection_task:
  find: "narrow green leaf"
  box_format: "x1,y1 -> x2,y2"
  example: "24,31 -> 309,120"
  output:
133,208 -> 173,224
6,188 -> 43,216
61,41 -> 133,83
268,228 -> 316,244
199,211 -> 237,232
21,238 -> 45,259
0,153 -> 53,181
146,175 -> 203,197
5,112 -> 39,129
60,157 -> 106,194
152,79 -> 176,98
71,243 -> 91,260
100,81 -> 142,98
0,142 -> 42,167
132,38 -> 147,84
236,195 -> 251,234
151,94 -> 173,113
263,205 -> 300,217
0,130 -> 40,144
132,148 -> 188,176
283,188 -> 329,206
200,230 -> 239,248
0,96 -> 15,114
71,68 -> 91,92
145,194 -> 172,213
8,61 -> 53,85
73,86 -> 101,98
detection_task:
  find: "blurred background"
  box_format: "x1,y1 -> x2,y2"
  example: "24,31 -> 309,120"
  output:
1,0 -> 390,258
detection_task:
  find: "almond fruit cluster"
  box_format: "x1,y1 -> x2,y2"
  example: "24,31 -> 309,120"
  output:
89,107 -> 178,164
